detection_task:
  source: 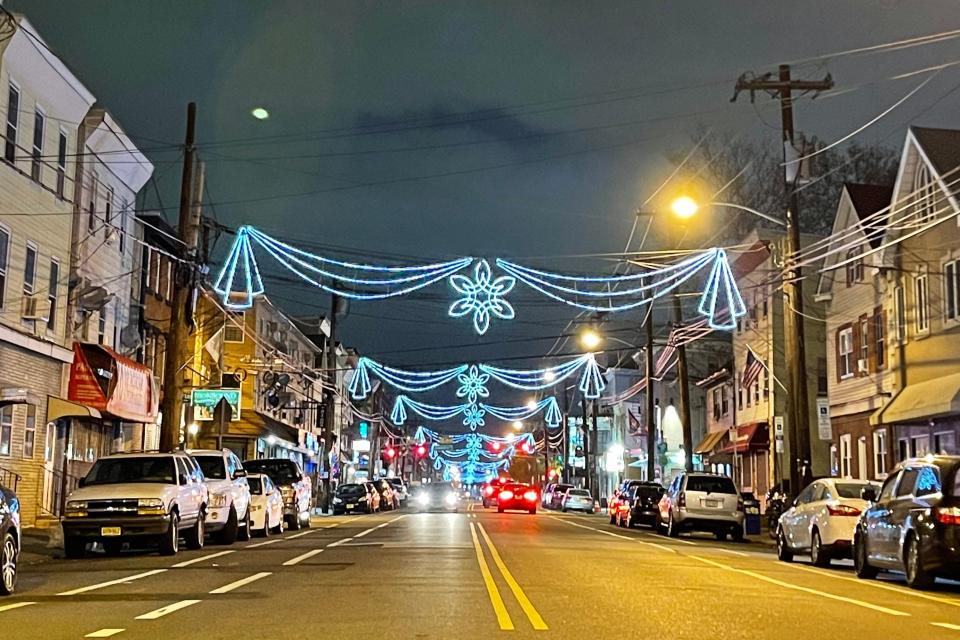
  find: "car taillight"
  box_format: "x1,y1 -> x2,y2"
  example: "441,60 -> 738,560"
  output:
484,486 -> 494,496
827,504 -> 861,517
934,506 -> 960,525
678,491 -> 686,508
500,490 -> 514,501
524,490 -> 537,502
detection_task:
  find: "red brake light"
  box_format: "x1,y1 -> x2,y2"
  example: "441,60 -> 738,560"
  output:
935,506 -> 960,525
827,504 -> 862,517
483,485 -> 494,496
500,490 -> 514,501
678,491 -> 686,508
524,490 -> 537,502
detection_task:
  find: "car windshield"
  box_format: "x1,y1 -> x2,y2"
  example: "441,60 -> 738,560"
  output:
424,483 -> 454,494
686,476 -> 737,494
193,456 -> 226,480
244,460 -> 299,484
636,485 -> 663,498
84,457 -> 176,485
247,477 -> 263,494
569,489 -> 590,497
338,484 -> 366,496
835,482 -> 877,499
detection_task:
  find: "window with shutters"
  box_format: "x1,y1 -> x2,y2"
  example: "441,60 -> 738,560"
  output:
4,82 -> 19,164
915,268 -> 929,334
945,258 -> 960,322
873,308 -> 885,370
224,313 -> 245,343
31,108 -> 44,182
838,326 -> 854,379
56,129 -> 67,198
859,316 -> 869,373
846,248 -> 864,286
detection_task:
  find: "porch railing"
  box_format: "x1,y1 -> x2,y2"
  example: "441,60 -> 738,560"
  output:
0,466 -> 20,494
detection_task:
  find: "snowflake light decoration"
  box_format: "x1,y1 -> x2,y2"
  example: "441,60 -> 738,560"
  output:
449,259 -> 516,335
456,365 -> 490,404
462,404 -> 486,431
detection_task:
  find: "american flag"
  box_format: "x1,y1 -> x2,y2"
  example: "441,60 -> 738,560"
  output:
741,345 -> 766,391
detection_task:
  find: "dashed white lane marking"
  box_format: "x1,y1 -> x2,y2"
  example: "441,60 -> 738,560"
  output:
85,629 -> 125,638
282,548 -> 324,566
790,564 -> 960,608
932,622 -> 960,631
134,599 -> 201,620
209,572 -> 272,594
286,530 -> 316,540
326,537 -> 353,548
57,569 -> 168,596
246,538 -> 282,548
555,517 -> 676,553
717,548 -> 749,557
0,601 -> 36,613
689,554 -> 909,617
354,527 -> 377,539
171,550 -> 235,568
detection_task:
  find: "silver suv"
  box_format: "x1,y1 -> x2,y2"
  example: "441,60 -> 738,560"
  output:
187,449 -> 252,544
62,452 -> 208,557
657,472 -> 745,541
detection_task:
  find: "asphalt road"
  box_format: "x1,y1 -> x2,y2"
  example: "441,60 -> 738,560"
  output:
5,502 -> 960,639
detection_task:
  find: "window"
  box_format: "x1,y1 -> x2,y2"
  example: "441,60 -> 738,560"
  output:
0,406 -> 11,455
87,173 -> 98,232
878,472 -> 899,502
721,385 -> 730,416
712,389 -> 721,421
859,316 -> 869,370
946,259 -> 960,322
30,109 -> 44,182
47,259 -> 59,332
104,186 -> 114,240
840,433 -> 852,478
98,305 -> 107,344
838,327 -> 853,379
934,431 -> 956,455
23,242 -> 37,294
915,269 -> 929,333
874,308 -> 885,369
895,285 -> 906,342
914,164 -> 937,224
44,422 -> 55,462
830,444 -> 839,477
118,200 -> 128,253
23,405 -> 36,459
56,130 -> 67,198
846,247 -> 864,285
224,313 -> 245,343
753,377 -> 760,404
0,225 -> 8,308
896,468 -> 918,498
873,429 -> 887,478
737,376 -> 744,411
4,83 -> 19,163
915,466 -> 941,496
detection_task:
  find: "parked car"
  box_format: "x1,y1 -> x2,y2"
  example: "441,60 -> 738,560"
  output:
370,479 -> 398,511
548,483 -> 573,511
411,482 -> 459,513
187,449 -> 252,544
561,488 -> 595,513
333,483 -> 376,514
776,478 -> 878,566
854,455 -> 960,589
364,483 -> 382,512
243,459 -> 311,530
62,452 -> 208,557
616,482 -> 665,528
482,477 -> 511,508
609,480 -> 650,524
498,483 -> 538,514
0,482 -> 21,595
542,482 -> 564,509
657,472 -> 745,541
386,477 -> 409,505
247,473 -> 284,536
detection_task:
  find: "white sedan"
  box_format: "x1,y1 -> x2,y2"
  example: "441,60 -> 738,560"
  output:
247,473 -> 284,537
777,478 -> 878,566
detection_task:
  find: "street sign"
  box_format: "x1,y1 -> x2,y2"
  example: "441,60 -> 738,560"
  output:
352,439 -> 371,453
191,389 -> 241,421
816,397 -> 832,441
774,416 -> 784,436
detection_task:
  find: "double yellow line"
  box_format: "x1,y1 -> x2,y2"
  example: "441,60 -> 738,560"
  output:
469,522 -> 548,632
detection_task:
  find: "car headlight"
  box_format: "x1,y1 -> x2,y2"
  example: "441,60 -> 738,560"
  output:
445,493 -> 457,505
138,498 -> 164,508
417,494 -> 430,506
65,500 -> 88,517
358,496 -> 367,502
333,497 -> 343,504
209,493 -> 229,508
66,500 -> 87,510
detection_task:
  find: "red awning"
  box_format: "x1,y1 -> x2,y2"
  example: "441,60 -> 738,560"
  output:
719,422 -> 769,454
68,343 -> 158,424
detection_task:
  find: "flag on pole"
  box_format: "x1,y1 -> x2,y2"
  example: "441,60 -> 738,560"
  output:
203,327 -> 224,364
741,345 -> 766,391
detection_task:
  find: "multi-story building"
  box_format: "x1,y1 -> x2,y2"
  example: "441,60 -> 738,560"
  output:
817,183 -> 894,481
0,15 -> 95,525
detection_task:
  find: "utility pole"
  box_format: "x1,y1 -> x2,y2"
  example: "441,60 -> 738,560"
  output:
732,65 -> 833,494
645,311 -> 656,482
320,293 -> 340,512
673,298 -> 694,472
560,386 -> 569,483
580,392 -> 589,492
159,103 -> 199,453
590,398 -> 599,498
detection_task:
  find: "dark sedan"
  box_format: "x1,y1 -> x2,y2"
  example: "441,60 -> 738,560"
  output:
332,483 -> 374,514
0,481 -> 21,595
616,482 -> 665,529
854,455 -> 960,589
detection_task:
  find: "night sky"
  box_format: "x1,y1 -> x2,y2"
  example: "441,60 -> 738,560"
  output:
12,0 -> 960,373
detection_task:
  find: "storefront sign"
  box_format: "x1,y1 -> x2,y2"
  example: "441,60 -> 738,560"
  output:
191,389 -> 241,421
68,343 -> 157,423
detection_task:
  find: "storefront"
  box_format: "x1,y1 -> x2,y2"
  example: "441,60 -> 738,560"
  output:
871,372 -> 960,465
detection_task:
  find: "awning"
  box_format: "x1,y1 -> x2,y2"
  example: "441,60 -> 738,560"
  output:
67,343 -> 158,423
719,422 -> 769,454
47,395 -> 102,421
694,430 -> 727,455
870,372 -> 960,425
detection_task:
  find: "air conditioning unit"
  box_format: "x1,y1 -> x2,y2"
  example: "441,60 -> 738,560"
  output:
21,295 -> 50,321
857,358 -> 869,374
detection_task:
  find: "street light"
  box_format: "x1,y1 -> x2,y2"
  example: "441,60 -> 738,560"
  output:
512,420 -> 523,430
580,328 -> 602,350
542,370 -> 556,382
525,399 -> 537,410
670,195 -> 699,220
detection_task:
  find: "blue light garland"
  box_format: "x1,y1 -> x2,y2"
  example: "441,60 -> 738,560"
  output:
391,395 -> 562,430
413,427 -> 537,484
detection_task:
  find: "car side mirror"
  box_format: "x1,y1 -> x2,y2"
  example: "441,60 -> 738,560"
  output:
78,477 -> 86,488
860,487 -> 877,503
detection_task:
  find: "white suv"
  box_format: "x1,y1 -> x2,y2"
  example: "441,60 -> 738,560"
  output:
187,449 -> 252,544
62,452 -> 208,557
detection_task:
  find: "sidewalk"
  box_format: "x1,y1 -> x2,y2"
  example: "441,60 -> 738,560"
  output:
19,526 -> 62,565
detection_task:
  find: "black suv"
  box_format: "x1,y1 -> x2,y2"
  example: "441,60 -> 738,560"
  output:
615,481 -> 665,529
854,455 -> 960,589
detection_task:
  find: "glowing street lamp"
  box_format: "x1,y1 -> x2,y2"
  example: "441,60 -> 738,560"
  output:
525,399 -> 537,410
512,420 -> 523,430
580,328 -> 602,350
670,195 -> 699,220
542,370 -> 556,382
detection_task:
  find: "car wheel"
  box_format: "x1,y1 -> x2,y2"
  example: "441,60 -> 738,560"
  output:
811,530 -> 830,567
102,539 -> 123,556
654,513 -> 664,535
288,514 -> 301,531
301,511 -> 311,529
562,507 -> 568,513
776,528 -> 793,563
159,514 -> 180,556
497,507 -> 504,513
731,525 -> 744,543
185,512 -> 205,550
667,514 -> 679,538
237,508 -> 252,542
627,513 -> 635,529
217,507 -> 239,545
257,521 -> 269,538
271,516 -> 284,535
905,535 -> 934,590
609,511 -> 616,524
64,535 -> 86,559
714,530 -> 726,541
853,531 -> 877,579
0,531 -> 18,595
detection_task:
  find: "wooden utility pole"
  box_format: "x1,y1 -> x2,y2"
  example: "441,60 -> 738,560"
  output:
320,293 -> 340,512
673,299 -> 694,472
159,103 -> 199,452
645,311 -> 656,482
732,65 -> 833,494
560,386 -> 569,483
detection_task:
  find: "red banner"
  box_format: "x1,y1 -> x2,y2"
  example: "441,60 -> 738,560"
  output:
68,343 -> 158,423
67,343 -> 108,410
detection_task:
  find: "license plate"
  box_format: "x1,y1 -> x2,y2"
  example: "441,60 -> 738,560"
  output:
703,499 -> 720,508
101,526 -> 122,537
346,504 -> 355,509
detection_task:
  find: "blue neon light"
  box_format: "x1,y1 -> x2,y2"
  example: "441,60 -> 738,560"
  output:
448,259 -> 516,335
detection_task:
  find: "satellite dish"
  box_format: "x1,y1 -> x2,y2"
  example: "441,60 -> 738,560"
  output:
119,325 -> 142,351
77,285 -> 114,312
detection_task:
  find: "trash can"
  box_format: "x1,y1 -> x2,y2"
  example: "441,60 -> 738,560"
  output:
744,497 -> 761,535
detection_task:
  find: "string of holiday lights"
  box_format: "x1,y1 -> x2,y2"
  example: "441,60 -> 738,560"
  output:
214,227 -> 747,333
412,428 -> 536,484
390,395 -> 563,430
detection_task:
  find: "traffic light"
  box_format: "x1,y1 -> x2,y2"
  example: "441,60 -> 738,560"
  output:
385,446 -> 396,460
490,441 -> 501,453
